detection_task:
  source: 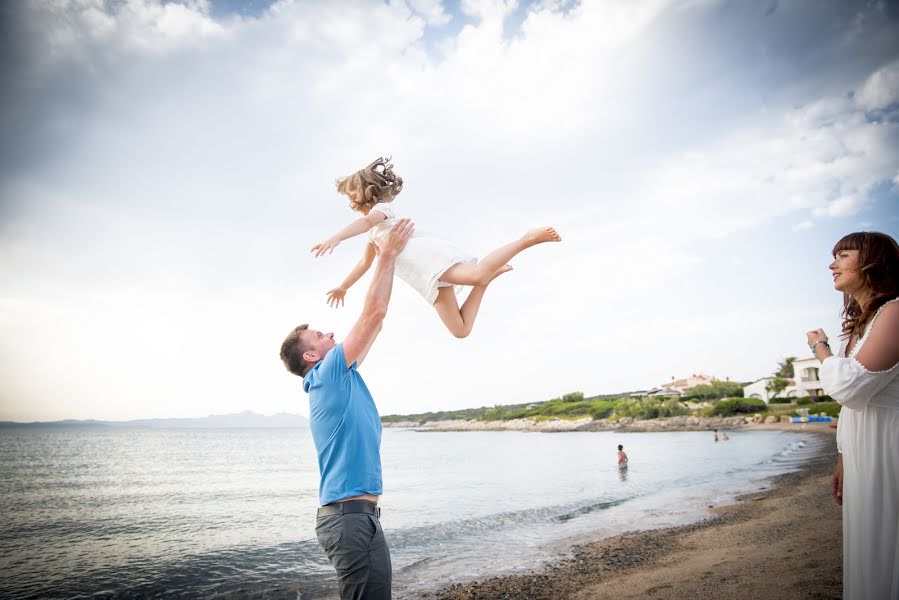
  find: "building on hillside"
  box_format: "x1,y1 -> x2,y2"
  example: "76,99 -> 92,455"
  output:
667,373 -> 716,393
646,386 -> 683,397
743,378 -> 779,402
743,357 -> 825,403
633,374 -> 729,398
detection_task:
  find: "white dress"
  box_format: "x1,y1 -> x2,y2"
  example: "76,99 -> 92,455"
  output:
820,297 -> 899,600
368,202 -> 476,305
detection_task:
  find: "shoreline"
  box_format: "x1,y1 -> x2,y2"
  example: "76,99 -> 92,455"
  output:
421,425 -> 841,599
385,415 -> 832,433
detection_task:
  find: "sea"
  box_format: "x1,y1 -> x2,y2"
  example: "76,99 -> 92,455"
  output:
0,427 -> 828,599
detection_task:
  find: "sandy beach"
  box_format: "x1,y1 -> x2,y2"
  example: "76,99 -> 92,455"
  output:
425,424 -> 841,600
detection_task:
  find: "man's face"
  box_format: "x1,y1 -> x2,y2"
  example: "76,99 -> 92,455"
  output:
301,328 -> 336,364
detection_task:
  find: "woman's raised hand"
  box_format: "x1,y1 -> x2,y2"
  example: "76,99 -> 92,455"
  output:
326,287 -> 347,308
311,237 -> 341,257
806,328 -> 829,348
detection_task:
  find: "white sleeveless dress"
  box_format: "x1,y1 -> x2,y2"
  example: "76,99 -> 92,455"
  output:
368,202 -> 476,305
820,297 -> 899,600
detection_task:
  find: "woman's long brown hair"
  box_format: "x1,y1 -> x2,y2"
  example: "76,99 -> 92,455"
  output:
832,231 -> 899,340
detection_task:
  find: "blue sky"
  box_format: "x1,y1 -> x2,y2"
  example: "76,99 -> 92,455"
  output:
1,0 -> 897,421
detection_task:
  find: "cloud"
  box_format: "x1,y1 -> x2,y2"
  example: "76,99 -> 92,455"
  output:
792,221 -> 814,231
855,57 -> 899,112
406,0 -> 452,26
24,0 -> 225,59
813,194 -> 867,218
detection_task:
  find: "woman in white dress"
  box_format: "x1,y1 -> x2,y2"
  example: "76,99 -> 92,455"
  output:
805,231 -> 899,600
311,157 -> 561,338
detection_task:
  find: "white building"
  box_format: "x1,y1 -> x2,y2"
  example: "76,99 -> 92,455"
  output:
743,357 -> 825,403
792,356 -> 825,397
634,374 -> 730,398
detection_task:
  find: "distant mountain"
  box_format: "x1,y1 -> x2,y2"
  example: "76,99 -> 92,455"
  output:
0,411 -> 309,429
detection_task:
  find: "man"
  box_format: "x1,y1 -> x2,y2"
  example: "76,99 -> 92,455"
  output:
617,444 -> 628,468
279,218 -> 413,600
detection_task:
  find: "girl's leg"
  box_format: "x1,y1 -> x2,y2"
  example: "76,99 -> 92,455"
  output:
433,266 -> 512,338
440,227 -> 560,286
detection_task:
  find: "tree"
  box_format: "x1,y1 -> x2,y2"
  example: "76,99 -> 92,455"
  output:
775,357 -> 796,378
765,377 -> 790,402
561,391 -> 585,403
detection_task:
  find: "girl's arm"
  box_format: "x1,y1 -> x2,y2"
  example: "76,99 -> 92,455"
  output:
312,211 -> 388,257
326,242 -> 378,308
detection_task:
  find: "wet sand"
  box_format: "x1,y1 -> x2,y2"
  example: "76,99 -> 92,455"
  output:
425,425 -> 841,600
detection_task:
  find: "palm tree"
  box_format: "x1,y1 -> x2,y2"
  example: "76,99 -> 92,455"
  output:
774,356 -> 796,379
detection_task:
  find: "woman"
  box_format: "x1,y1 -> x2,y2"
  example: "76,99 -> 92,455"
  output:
806,231 -> 899,599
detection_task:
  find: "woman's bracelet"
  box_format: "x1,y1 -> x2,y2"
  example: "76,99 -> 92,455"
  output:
810,339 -> 831,355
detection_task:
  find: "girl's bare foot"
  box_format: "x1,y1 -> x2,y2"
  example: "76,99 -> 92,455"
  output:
489,264 -> 513,282
522,227 -> 562,246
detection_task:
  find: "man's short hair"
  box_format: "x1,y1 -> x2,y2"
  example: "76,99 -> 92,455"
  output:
617,445 -> 623,451
280,324 -> 312,377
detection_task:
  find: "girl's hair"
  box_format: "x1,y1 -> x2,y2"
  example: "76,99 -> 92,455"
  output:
336,157 -> 403,212
832,231 -> 899,340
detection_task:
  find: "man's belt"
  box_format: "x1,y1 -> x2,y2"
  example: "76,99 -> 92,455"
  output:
317,499 -> 380,519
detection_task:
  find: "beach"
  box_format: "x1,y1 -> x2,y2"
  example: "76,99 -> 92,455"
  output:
425,423 -> 841,599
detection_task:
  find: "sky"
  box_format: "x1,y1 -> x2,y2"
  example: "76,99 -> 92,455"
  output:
1,0 -> 898,422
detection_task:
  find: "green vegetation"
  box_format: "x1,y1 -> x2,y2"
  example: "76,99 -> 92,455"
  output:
765,377 -> 790,402
609,397 -> 689,421
380,406 -> 503,423
703,397 -> 768,417
682,380 -> 745,400
774,356 -> 796,378
481,395 -> 618,421
380,386 -> 839,425
766,401 -> 841,419
381,391 -> 633,423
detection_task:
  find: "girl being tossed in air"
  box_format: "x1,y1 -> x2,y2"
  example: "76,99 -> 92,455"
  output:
311,157 -> 561,338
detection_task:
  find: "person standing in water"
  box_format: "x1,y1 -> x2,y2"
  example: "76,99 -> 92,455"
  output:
617,445 -> 628,468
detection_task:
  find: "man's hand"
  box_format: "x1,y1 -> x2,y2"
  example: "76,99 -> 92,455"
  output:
379,218 -> 414,258
326,287 -> 347,308
311,237 -> 341,258
832,454 -> 843,507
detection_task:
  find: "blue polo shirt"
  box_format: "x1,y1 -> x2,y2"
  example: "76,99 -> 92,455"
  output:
303,343 -> 383,506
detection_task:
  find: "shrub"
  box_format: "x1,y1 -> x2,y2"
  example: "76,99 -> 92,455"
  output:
768,397 -> 791,404
704,397 -> 768,417
683,380 -> 745,400
809,394 -> 833,403
798,401 -> 841,418
611,397 -> 689,420
796,396 -> 813,406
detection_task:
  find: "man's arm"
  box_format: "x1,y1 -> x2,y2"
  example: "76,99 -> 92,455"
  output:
342,219 -> 413,367
355,323 -> 381,368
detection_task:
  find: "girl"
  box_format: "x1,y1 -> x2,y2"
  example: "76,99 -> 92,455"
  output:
311,157 -> 561,338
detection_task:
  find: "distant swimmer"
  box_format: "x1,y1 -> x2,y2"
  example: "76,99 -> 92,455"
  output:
714,429 -> 719,442
617,444 -> 629,468
722,432 -> 730,441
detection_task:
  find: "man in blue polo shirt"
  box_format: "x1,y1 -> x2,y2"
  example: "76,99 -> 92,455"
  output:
279,219 -> 413,600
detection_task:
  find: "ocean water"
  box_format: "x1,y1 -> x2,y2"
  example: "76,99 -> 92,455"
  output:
0,427 -> 827,599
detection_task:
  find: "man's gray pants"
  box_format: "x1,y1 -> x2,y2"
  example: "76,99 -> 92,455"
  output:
315,510 -> 391,599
